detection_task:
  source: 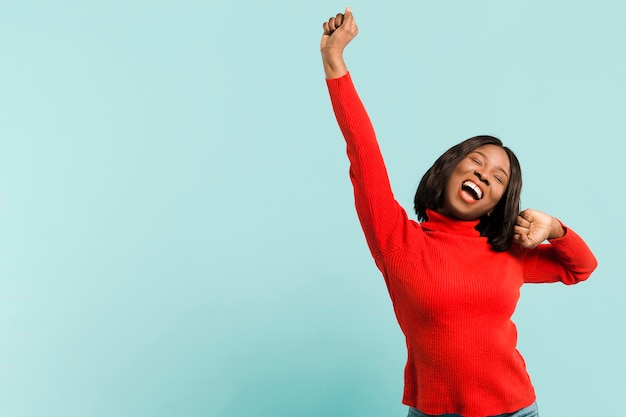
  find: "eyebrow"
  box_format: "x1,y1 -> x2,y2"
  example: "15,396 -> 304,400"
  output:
473,151 -> 510,179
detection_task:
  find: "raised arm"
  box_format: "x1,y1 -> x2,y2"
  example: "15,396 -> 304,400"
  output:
321,9 -> 418,259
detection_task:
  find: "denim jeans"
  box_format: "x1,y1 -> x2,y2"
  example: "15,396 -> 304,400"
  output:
407,402 -> 538,417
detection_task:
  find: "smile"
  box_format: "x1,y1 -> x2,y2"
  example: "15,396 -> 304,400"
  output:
462,180 -> 483,200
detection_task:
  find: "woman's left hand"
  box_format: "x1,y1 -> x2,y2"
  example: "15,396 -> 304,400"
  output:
513,208 -> 565,249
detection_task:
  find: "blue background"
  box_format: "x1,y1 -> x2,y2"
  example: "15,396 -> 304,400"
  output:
1,1 -> 624,416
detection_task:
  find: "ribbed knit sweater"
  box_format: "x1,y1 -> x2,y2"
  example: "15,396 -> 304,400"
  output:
326,72 -> 598,417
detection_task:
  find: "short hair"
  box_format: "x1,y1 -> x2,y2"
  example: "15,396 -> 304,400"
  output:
413,135 -> 522,252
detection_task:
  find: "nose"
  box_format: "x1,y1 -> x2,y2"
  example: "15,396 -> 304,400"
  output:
474,170 -> 489,186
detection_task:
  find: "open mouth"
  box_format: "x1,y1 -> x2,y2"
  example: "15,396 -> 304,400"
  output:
462,180 -> 483,200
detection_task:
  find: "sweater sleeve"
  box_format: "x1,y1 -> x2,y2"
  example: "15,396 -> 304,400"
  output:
326,73 -> 418,258
520,225 -> 598,285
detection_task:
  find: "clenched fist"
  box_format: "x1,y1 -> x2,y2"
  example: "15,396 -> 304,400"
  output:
320,7 -> 358,79
513,208 -> 565,249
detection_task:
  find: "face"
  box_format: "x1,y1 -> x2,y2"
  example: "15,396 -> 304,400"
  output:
438,144 -> 511,221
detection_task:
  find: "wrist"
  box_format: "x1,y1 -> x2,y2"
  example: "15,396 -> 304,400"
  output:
548,217 -> 565,240
321,47 -> 344,64
321,49 -> 348,79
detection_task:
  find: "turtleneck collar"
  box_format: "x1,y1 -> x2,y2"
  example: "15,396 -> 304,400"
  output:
420,209 -> 482,237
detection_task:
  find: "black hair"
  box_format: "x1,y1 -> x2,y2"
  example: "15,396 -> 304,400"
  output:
413,135 -> 522,251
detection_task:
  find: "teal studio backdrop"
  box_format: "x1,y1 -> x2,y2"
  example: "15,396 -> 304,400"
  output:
1,1 -> 624,416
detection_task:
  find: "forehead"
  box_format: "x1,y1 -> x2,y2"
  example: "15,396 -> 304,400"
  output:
469,144 -> 511,172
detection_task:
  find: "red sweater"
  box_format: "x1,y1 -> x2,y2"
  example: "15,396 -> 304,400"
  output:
326,73 -> 598,417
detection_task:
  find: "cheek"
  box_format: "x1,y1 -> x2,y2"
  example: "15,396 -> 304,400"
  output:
491,187 -> 507,205
444,177 -> 456,197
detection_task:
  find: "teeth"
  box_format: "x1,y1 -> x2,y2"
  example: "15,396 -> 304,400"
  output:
463,180 -> 483,200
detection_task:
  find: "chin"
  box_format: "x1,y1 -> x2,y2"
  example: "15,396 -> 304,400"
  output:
438,207 -> 482,221
458,213 -> 482,221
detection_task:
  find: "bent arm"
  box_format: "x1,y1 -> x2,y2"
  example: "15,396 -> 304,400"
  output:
521,225 -> 598,284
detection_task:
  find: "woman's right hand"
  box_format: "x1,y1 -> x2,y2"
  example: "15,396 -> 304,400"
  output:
320,7 -> 358,79
320,7 -> 358,53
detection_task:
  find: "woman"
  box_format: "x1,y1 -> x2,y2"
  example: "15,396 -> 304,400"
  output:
320,8 -> 597,417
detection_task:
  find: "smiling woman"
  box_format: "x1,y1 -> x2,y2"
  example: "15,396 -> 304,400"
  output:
414,136 -> 521,251
320,7 -> 598,417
